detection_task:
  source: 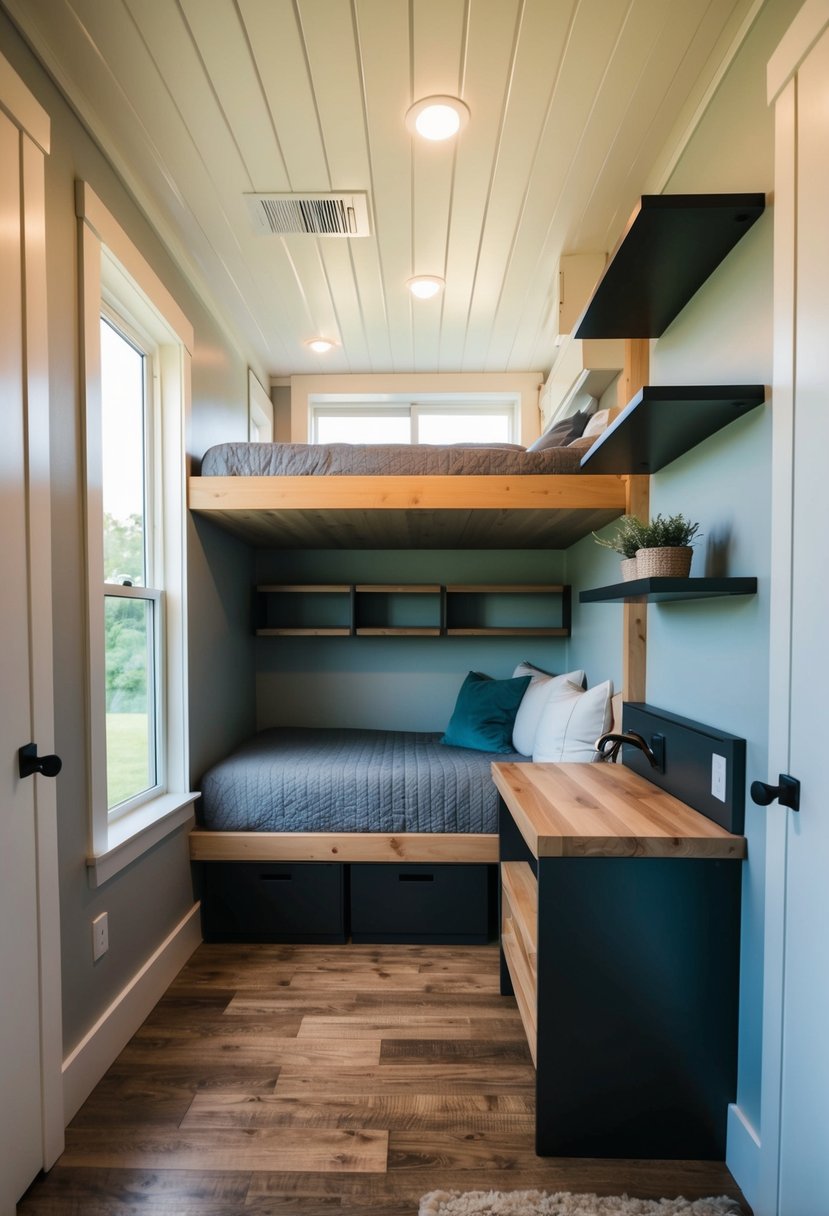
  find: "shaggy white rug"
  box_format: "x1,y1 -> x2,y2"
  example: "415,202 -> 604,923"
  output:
418,1192 -> 742,1216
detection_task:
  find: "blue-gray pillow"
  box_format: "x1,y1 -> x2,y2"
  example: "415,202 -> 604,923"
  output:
526,410 -> 590,452
441,671 -> 531,752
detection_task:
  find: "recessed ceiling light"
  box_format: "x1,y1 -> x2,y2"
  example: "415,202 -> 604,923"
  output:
306,337 -> 337,353
405,96 -> 470,141
407,275 -> 445,299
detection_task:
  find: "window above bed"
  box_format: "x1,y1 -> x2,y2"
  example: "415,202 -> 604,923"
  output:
310,396 -> 519,445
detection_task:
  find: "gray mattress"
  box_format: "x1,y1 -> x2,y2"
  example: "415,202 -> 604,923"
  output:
198,727 -> 527,834
200,441 -> 583,477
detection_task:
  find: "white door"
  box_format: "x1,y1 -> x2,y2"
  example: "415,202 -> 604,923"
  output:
762,13 -> 829,1216
0,61 -> 62,1215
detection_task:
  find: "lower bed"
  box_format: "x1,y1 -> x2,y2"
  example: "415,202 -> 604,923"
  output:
192,726 -> 528,945
197,726 -> 523,835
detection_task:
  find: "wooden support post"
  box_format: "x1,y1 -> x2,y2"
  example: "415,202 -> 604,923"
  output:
617,337 -> 650,409
623,474 -> 649,704
621,337 -> 651,703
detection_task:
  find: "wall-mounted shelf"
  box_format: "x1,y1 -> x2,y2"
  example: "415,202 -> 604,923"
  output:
575,193 -> 765,339
257,583 -> 571,637
354,584 -> 442,636
256,584 -> 353,635
579,577 -> 757,604
580,385 -> 765,474
445,585 -> 570,637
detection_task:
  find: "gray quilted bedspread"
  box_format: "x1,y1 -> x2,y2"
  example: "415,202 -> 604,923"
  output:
198,727 -> 527,834
200,441 -> 583,477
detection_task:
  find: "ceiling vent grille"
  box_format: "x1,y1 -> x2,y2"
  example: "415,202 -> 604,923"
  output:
245,192 -> 371,237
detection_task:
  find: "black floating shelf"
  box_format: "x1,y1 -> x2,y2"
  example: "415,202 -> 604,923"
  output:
575,193 -> 765,339
580,384 -> 765,474
579,577 -> 758,604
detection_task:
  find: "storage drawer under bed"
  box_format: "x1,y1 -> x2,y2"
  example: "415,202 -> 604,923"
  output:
350,862 -> 495,944
198,860 -> 496,944
200,861 -> 346,943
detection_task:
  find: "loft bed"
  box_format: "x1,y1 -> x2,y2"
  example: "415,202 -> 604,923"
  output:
187,439 -> 632,549
188,193 -> 765,939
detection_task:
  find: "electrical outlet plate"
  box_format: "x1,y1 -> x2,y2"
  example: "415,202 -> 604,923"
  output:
622,703 -> 745,833
711,753 -> 727,802
92,911 -> 108,961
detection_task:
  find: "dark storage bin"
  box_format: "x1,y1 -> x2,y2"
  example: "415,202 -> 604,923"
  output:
200,861 -> 346,943
350,863 -> 495,944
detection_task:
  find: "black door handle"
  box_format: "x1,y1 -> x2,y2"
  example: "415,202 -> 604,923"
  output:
18,743 -> 62,779
750,773 -> 799,812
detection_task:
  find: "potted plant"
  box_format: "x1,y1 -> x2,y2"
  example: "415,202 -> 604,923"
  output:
593,515 -> 649,580
635,512 -> 701,578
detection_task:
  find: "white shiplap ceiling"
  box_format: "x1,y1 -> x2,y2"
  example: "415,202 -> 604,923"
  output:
4,0 -> 761,378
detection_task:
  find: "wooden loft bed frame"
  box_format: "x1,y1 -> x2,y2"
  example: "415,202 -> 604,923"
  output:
187,471 -> 632,549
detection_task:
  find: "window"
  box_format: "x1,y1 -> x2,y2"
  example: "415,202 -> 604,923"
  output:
100,314 -> 160,813
248,369 -> 274,441
79,183 -> 195,885
311,399 -> 517,445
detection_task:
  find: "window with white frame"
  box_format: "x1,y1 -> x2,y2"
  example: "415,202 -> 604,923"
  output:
99,312 -> 161,812
311,399 -> 517,445
79,183 -> 195,884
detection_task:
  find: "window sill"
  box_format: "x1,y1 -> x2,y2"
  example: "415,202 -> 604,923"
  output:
86,791 -> 200,887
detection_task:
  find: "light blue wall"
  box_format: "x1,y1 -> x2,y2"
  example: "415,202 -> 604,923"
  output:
567,0 -> 801,1146
255,550 -> 569,734
565,534 -> 624,693
645,229 -> 773,1138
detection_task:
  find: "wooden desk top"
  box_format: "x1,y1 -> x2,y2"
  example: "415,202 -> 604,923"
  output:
492,761 -> 747,860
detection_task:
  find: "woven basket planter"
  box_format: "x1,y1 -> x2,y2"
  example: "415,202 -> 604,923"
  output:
620,557 -> 640,581
635,546 -> 693,578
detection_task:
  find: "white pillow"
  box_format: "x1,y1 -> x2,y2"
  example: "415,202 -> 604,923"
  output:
510,664 -> 586,756
532,679 -> 613,763
582,408 -> 610,438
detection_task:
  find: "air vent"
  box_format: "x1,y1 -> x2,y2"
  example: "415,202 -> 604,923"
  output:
245,192 -> 370,237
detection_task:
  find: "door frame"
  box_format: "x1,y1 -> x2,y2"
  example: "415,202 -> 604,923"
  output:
761,4 -> 829,1213
0,51 -> 64,1172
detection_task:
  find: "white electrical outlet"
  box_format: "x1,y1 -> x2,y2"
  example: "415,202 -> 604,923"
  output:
92,911 -> 109,961
711,753 -> 727,803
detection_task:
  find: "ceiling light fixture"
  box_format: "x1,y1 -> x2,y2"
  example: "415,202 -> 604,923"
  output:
405,96 -> 470,141
407,275 -> 445,299
306,337 -> 337,353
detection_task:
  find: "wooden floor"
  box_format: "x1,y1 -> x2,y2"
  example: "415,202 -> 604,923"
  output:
19,943 -> 750,1214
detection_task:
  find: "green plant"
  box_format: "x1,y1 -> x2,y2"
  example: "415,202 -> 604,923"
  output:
593,515 -> 649,558
637,512 -> 701,549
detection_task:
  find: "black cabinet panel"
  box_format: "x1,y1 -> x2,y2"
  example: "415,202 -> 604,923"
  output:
200,861 -> 346,942
350,863 -> 494,944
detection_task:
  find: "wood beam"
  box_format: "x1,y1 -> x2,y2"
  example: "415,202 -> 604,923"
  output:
615,337 -> 650,411
623,473 -> 649,703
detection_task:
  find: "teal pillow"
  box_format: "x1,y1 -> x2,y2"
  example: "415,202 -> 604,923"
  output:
441,671 -> 531,752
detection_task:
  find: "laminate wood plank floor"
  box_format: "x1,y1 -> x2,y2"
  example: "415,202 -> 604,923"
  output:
18,943 -> 751,1215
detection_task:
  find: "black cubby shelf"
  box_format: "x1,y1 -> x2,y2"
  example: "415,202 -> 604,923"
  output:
575,192 -> 766,339
256,582 -> 572,637
579,577 -> 758,605
579,384 -> 765,475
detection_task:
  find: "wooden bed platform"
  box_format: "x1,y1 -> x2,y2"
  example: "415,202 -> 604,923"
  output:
188,472 -> 630,548
189,829 -> 498,864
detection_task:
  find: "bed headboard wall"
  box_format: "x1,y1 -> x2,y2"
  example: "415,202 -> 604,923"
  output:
253,547 -> 575,734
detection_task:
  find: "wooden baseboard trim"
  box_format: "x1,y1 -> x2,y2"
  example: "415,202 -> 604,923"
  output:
61,902 -> 202,1123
